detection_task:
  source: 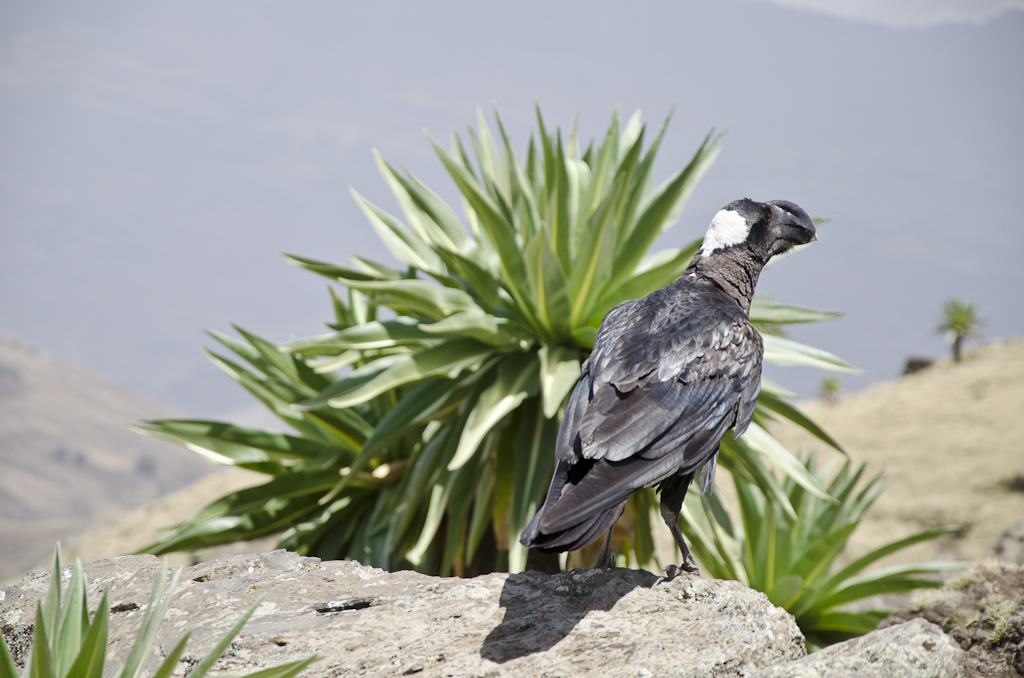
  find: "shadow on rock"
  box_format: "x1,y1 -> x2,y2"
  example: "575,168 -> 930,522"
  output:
480,566 -> 659,663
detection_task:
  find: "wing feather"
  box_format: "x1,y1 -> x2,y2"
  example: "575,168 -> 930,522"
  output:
539,454 -> 680,533
556,368 -> 591,463
580,301 -> 761,465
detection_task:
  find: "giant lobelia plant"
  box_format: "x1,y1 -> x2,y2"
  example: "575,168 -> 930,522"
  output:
134,107 -> 859,575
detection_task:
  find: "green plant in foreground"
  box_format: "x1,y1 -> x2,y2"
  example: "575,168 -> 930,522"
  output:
679,454 -> 964,650
0,546 -> 319,678
133,107 -> 858,576
936,298 -> 983,362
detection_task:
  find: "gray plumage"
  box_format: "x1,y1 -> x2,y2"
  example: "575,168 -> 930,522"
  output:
519,198 -> 817,571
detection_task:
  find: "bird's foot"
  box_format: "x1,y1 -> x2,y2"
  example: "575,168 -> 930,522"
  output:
662,560 -> 700,582
680,562 -> 700,575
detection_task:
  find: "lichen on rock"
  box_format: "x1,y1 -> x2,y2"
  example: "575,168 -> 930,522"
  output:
885,558 -> 1024,677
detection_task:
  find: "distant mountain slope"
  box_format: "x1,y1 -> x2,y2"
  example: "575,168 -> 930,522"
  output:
0,336 -> 214,580
774,338 -> 1024,566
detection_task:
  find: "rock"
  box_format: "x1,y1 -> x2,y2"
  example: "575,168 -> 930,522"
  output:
2,550 -> 805,678
884,558 -> 1024,677
902,357 -> 935,376
994,521 -> 1024,565
751,618 -> 961,678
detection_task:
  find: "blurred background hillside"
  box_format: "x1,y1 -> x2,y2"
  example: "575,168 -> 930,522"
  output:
1,0 -> 1022,581
0,336 -> 211,580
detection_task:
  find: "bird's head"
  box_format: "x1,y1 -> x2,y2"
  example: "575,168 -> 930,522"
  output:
697,198 -> 817,263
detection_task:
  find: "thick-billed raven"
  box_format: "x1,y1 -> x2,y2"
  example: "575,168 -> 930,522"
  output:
520,198 -> 817,572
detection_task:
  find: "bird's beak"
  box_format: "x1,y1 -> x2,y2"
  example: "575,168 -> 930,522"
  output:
767,200 -> 816,244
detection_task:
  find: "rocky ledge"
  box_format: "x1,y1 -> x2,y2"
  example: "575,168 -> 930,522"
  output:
884,558 -> 1024,678
1,551 -> 961,677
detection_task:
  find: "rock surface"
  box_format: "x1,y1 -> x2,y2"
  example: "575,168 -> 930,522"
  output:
751,618 -> 961,678
885,558 -> 1024,677
3,551 -> 805,678
2,551 -> 970,678
995,521 -> 1024,565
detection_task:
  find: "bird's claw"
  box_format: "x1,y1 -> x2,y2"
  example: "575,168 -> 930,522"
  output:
680,561 -> 700,575
662,560 -> 700,582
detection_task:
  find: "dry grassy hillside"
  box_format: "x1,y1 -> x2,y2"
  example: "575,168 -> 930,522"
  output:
773,338 -> 1024,566
0,337 -> 214,581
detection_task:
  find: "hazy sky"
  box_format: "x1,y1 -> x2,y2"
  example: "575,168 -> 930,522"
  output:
1,0 -> 1022,418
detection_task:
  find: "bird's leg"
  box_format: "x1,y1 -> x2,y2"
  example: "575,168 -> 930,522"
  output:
659,473 -> 700,574
593,528 -> 616,570
592,503 -> 625,569
662,508 -> 700,574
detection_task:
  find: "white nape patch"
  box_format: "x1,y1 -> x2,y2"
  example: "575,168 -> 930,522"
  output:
699,209 -> 750,257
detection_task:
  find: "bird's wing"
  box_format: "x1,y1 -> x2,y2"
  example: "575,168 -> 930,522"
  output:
576,284 -> 763,468
555,361 -> 592,464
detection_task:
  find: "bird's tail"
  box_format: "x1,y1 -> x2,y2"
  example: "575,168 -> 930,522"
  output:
519,459 -> 627,553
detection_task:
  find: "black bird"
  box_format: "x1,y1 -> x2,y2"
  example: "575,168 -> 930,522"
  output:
519,198 -> 817,572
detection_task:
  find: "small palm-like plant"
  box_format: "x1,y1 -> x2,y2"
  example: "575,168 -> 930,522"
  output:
936,299 -> 983,362
0,546 -> 319,678
134,107 -> 858,575
678,455 -> 963,650
820,377 -> 844,405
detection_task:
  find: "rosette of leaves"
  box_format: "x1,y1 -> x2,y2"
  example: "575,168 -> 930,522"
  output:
134,107 -> 858,576
677,455 -> 964,650
0,546 -> 319,678
936,298 -> 983,362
